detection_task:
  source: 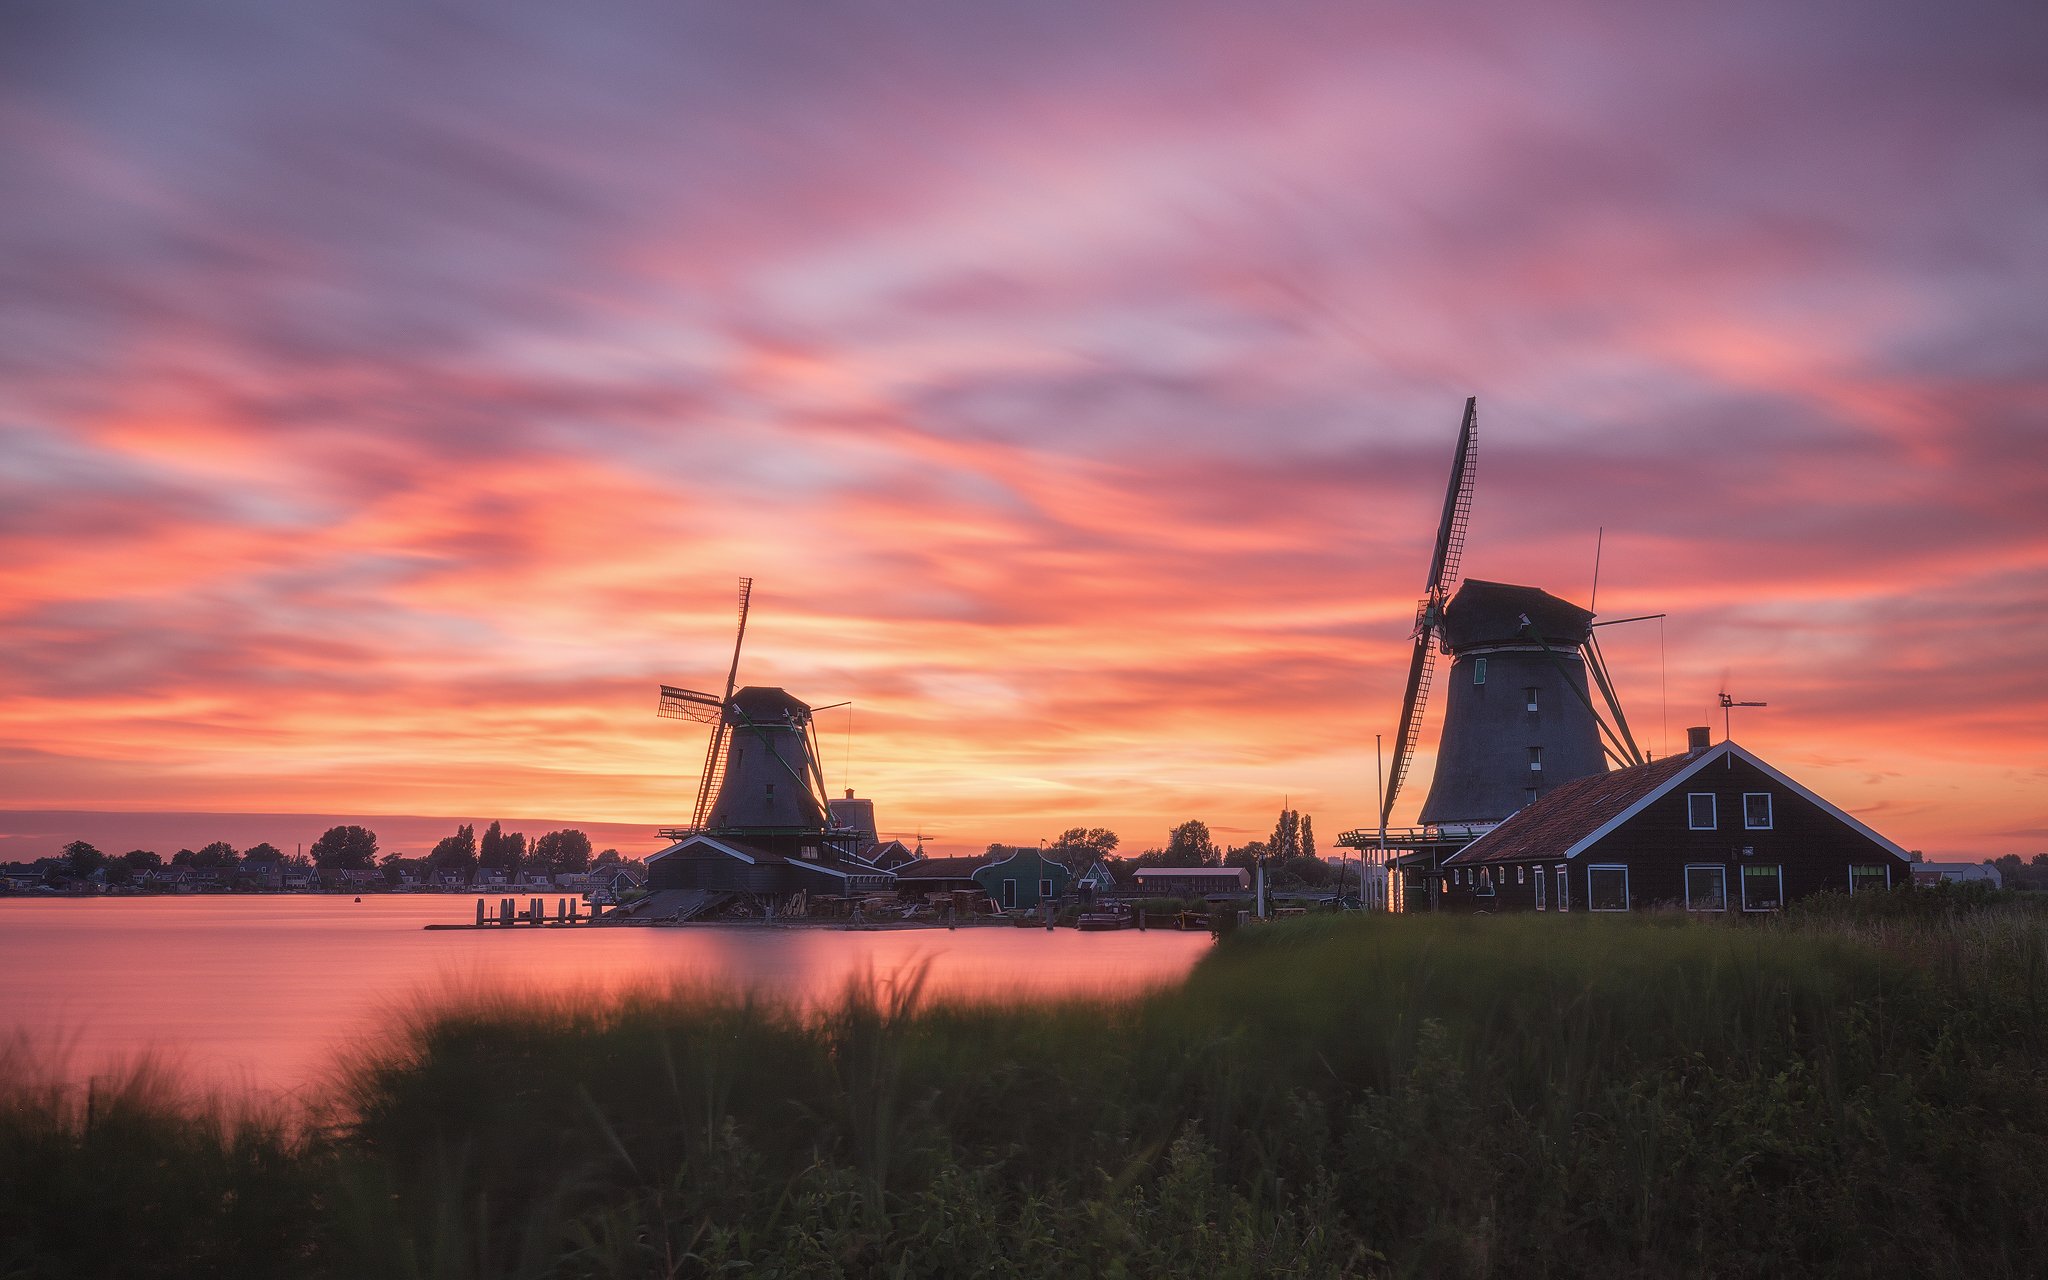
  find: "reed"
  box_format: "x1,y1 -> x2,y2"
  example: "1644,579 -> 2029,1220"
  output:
11,893 -> 2048,1277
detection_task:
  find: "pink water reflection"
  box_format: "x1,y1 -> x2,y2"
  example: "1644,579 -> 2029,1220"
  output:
0,897 -> 1211,1092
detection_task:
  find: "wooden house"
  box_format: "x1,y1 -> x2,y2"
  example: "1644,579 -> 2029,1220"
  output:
1435,736 -> 1911,913
972,847 -> 1069,910
645,833 -> 895,899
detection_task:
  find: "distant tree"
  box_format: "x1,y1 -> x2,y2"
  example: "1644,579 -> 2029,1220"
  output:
61,840 -> 105,878
479,822 -> 529,872
594,848 -> 623,866
986,841 -> 1007,857
1284,855 -> 1334,888
243,842 -> 284,863
1166,821 -> 1220,866
103,860 -> 133,886
1225,841 -> 1268,870
171,849 -> 197,866
122,849 -> 163,871
428,824 -> 476,871
1268,809 -> 1302,862
194,841 -> 239,869
1993,854 -> 2027,889
311,825 -> 379,870
1050,827 -> 1119,864
281,851 -> 312,871
1300,815 -> 1316,860
534,830 -> 592,874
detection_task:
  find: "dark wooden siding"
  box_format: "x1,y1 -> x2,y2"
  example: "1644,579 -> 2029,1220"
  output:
1439,755 -> 1909,912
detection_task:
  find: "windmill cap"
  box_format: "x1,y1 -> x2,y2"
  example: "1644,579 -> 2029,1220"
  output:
727,686 -> 812,723
1442,580 -> 1594,651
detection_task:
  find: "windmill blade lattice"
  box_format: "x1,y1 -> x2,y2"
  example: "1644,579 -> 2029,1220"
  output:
1381,398 -> 1477,828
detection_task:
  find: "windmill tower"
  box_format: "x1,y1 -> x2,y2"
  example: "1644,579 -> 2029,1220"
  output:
657,580 -> 864,860
1380,401 -> 1647,832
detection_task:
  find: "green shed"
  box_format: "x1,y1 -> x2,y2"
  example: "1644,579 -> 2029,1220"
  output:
972,847 -> 1070,910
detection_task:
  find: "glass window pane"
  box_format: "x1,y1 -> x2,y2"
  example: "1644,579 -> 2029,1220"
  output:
1588,867 -> 1628,911
1686,866 -> 1727,911
1744,794 -> 1772,829
1850,865 -> 1889,893
1741,864 -> 1782,910
1689,794 -> 1716,829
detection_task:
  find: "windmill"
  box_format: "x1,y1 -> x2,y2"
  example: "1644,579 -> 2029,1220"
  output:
655,579 -> 857,853
1379,401 -> 1651,832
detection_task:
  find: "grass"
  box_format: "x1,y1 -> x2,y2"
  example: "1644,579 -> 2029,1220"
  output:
10,886 -> 2048,1276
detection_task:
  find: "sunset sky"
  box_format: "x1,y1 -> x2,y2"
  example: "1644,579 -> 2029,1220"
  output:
2,1 -> 2043,861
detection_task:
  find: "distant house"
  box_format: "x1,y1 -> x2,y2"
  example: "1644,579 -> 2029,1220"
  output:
893,856 -> 992,901
1069,858 -> 1119,894
283,864 -> 317,891
862,840 -> 922,871
241,861 -> 282,890
1914,862 -> 2000,888
972,847 -> 1070,910
1438,738 -> 1912,913
1132,866 -> 1251,898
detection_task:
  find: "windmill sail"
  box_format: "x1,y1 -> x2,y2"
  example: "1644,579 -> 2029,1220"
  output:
1381,397 -> 1477,828
687,577 -> 753,831
657,685 -> 724,723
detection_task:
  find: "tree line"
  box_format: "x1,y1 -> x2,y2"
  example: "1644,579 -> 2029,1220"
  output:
988,806 -> 1357,892
28,820 -> 639,886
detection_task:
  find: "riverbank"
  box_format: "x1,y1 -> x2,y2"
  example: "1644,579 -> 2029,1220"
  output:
8,888 -> 2048,1277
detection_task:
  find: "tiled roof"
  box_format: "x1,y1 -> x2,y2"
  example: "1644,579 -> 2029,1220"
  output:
1445,753 -> 1698,865
1134,866 -> 1248,877
892,856 -> 990,879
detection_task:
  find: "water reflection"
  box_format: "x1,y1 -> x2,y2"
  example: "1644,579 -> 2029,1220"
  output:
0,896 -> 1210,1090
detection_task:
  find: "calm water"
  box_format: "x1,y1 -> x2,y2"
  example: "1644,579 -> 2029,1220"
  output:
0,896 -> 1210,1092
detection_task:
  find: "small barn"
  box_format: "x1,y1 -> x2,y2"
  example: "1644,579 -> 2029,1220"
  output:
645,833 -> 896,898
1132,866 -> 1252,898
893,855 -> 992,901
973,847 -> 1069,910
1437,736 -> 1911,913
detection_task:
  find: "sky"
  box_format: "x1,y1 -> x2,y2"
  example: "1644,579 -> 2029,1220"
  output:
1,0 -> 2044,862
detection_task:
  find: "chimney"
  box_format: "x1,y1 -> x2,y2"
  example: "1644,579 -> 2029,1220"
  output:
844,788 -> 854,799
1686,726 -> 1711,756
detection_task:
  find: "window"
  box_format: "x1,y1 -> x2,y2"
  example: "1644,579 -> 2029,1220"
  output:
1534,867 -> 1547,909
765,783 -> 775,798
1525,787 -> 1538,806
1850,864 -> 1890,893
1743,794 -> 1773,829
1002,878 -> 1016,909
1588,865 -> 1630,911
1473,658 -> 1487,684
1688,794 -> 1717,829
1525,687 -> 1540,712
1741,864 -> 1783,911
1476,869 -> 1495,896
1516,865 -> 1525,885
1529,747 -> 1543,772
1685,865 -> 1728,911
1039,878 -> 1053,900
1555,864 -> 1569,912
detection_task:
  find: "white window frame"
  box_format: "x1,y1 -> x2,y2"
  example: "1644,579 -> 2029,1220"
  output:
1002,878 -> 1016,909
1743,793 -> 1773,829
1529,746 -> 1543,772
1533,866 -> 1546,910
1687,793 -> 1717,830
1684,864 -> 1728,912
1525,687 -> 1540,712
1476,868 -> 1495,897
1587,864 -> 1630,912
1038,877 -> 1053,900
1555,864 -> 1569,912
1741,864 -> 1783,912
1848,864 -> 1891,892
1516,865 -> 1525,885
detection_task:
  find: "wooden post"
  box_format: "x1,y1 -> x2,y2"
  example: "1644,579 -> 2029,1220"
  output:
476,898 -> 485,926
